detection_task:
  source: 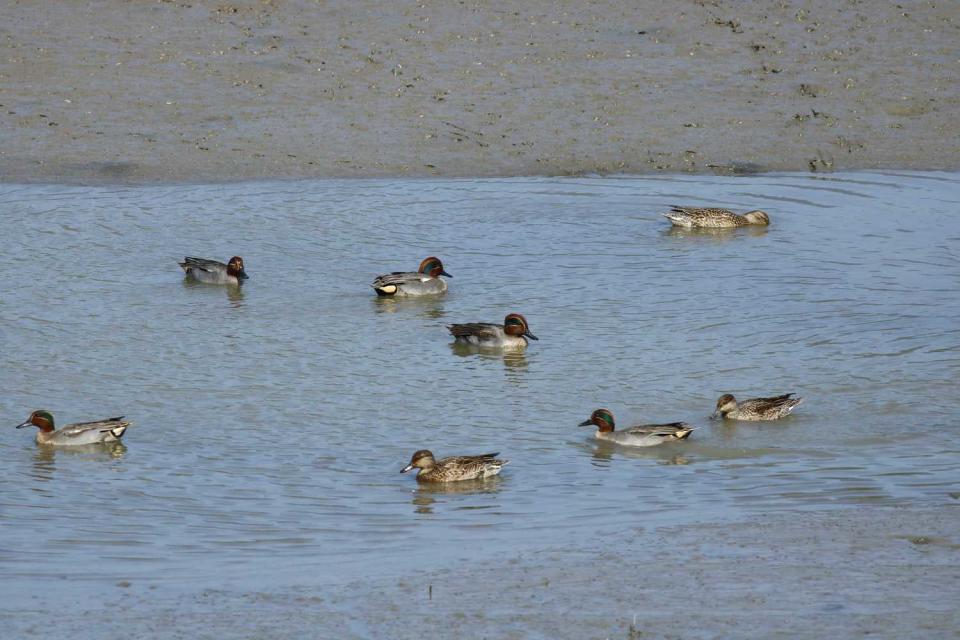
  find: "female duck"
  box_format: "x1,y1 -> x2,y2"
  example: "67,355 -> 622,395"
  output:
179,256 -> 249,285
448,313 -> 538,349
401,450 -> 508,483
16,410 -> 131,446
713,393 -> 803,421
371,256 -> 451,297
579,408 -> 694,447
663,206 -> 770,228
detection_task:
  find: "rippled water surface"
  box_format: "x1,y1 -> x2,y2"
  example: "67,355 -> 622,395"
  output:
1,173 -> 959,611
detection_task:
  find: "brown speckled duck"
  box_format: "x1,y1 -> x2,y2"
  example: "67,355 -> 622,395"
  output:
713,393 -> 803,421
663,206 -> 770,228
401,450 -> 508,482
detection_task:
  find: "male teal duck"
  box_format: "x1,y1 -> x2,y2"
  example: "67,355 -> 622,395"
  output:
179,256 -> 249,285
713,393 -> 803,421
371,256 -> 451,296
579,409 -> 694,447
16,410 -> 131,446
401,450 -> 508,482
448,313 -> 538,349
663,206 -> 770,228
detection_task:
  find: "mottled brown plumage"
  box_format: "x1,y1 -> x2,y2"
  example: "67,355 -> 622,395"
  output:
401,449 -> 508,482
713,393 -> 803,421
663,206 -> 770,228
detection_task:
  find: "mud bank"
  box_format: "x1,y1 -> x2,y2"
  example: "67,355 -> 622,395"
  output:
1,1 -> 958,183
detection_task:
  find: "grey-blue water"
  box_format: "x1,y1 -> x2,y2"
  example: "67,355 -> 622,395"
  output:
1,172 -> 958,621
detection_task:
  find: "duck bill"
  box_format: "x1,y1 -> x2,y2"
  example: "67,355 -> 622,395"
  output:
238,270 -> 249,280
440,270 -> 452,278
400,464 -> 414,474
709,410 -> 721,420
577,419 -> 592,427
524,331 -> 539,341
15,420 -> 32,429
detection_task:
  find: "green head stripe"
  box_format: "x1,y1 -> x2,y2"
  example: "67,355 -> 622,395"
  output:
593,409 -> 614,426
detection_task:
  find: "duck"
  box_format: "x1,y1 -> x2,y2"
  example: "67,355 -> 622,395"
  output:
448,313 -> 538,349
712,393 -> 803,421
179,256 -> 249,285
663,206 -> 770,228
371,256 -> 451,297
16,410 -> 132,446
579,408 -> 694,447
401,450 -> 508,482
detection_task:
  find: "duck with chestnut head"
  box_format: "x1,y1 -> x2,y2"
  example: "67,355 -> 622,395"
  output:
578,409 -> 693,447
179,256 -> 249,285
401,450 -> 508,483
712,393 -> 803,421
16,410 -> 131,446
372,256 -> 451,297
448,313 -> 538,349
663,206 -> 770,228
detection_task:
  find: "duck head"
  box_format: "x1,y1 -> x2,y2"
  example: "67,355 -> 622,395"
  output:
16,410 -> 55,432
401,449 -> 436,473
418,257 -> 451,278
227,256 -> 249,280
578,408 -> 615,433
503,313 -> 538,341
713,394 -> 738,419
743,210 -> 770,225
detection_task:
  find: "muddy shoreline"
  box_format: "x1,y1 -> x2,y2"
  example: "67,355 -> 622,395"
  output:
1,1 -> 958,184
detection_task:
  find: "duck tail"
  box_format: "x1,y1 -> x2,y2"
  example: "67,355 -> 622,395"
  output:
373,284 -> 398,296
101,421 -> 132,439
663,211 -> 690,226
677,427 -> 695,440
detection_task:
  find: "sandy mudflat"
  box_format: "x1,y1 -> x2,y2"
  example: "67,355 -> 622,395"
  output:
0,0 -> 958,183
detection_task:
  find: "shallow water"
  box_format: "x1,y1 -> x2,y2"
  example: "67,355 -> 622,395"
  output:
1,172 -> 959,614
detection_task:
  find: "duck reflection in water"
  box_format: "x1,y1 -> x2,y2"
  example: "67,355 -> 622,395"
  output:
410,476 -> 504,515
371,295 -> 447,320
449,343 -> 529,374
586,439 -> 694,466
182,278 -> 246,307
663,224 -> 769,241
30,442 -> 127,482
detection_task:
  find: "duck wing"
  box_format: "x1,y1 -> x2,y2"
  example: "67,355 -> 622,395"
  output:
623,422 -> 694,438
60,417 -> 130,436
181,257 -> 226,273
447,323 -> 502,340
371,271 -> 427,288
442,453 -> 500,464
436,453 -> 508,479
741,394 -> 803,415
